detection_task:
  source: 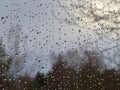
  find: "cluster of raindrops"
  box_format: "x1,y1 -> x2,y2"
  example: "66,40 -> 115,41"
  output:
0,0 -> 120,90
54,0 -> 120,42
0,0 -> 58,77
53,0 -> 120,69
0,0 -> 88,77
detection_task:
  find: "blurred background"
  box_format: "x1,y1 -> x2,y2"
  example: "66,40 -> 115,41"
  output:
0,0 -> 120,90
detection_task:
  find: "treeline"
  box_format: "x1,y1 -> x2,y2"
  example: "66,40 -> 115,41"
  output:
0,43 -> 120,90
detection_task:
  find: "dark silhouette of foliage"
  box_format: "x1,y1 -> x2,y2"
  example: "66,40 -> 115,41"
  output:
0,49 -> 120,90
46,51 -> 120,90
0,40 -> 13,90
34,72 -> 47,90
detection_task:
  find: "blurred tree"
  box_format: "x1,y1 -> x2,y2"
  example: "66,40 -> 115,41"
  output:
47,59 -> 77,90
46,50 -> 120,90
0,39 -> 13,90
34,72 -> 47,90
102,69 -> 120,90
13,75 -> 34,90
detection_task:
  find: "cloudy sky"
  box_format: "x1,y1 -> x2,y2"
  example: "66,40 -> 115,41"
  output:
0,0 -> 120,77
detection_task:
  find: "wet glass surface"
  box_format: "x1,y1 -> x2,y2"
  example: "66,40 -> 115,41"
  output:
0,0 -> 120,90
